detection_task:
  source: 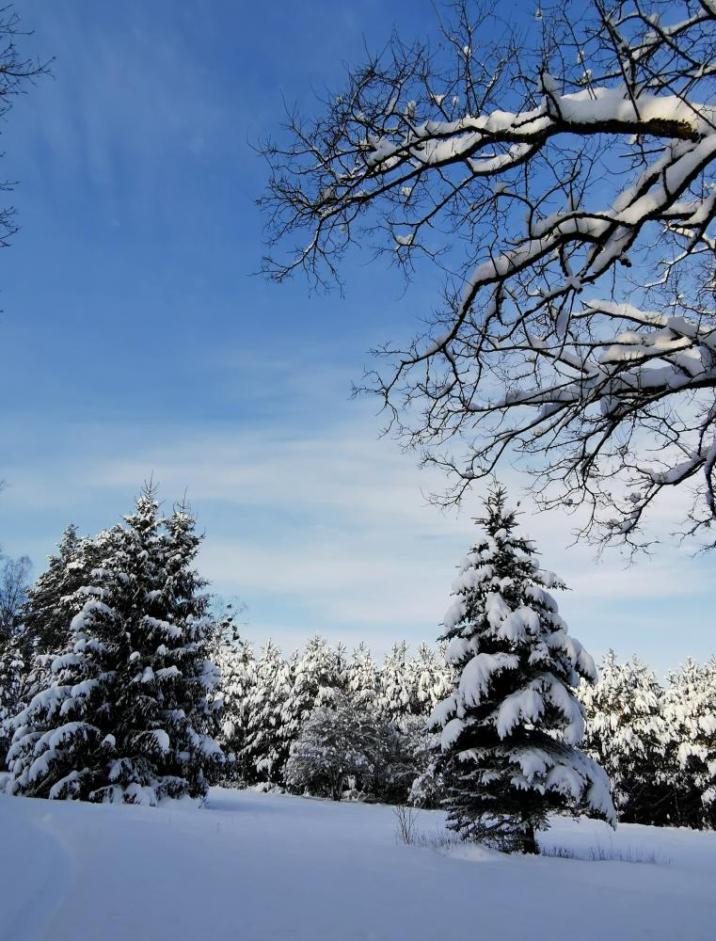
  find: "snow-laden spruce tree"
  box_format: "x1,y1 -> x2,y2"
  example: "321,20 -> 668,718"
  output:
22,525 -> 91,657
0,632 -> 26,769
144,501 -> 224,798
346,642 -> 379,710
577,650 -> 675,826
15,526 -> 104,709
0,554 -> 32,769
409,642 -> 453,718
281,635 -> 346,751
275,636 -> 347,782
241,640 -> 293,785
579,652 -> 672,825
212,616 -> 256,783
663,658 -> 716,829
377,642 -> 415,729
429,487 -> 615,852
4,491 -> 222,804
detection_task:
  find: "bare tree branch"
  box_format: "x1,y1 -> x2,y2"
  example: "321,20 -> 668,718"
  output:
0,5 -> 51,250
261,0 -> 716,550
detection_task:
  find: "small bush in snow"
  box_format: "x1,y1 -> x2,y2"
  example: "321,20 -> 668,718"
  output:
393,804 -> 418,844
285,694 -> 387,800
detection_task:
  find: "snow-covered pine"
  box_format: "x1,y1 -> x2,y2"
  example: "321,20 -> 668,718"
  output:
241,640 -> 293,785
0,556 -> 32,768
22,525 -> 93,657
146,502 -> 224,799
212,615 -> 256,784
346,642 -> 379,710
18,526 -> 110,710
2,522 -> 126,800
409,642 -> 453,717
429,486 -> 616,853
0,632 -> 26,769
662,658 -> 716,830
579,651 -> 672,825
3,491 -> 223,804
285,692 -> 383,800
377,641 -> 415,729
280,635 -> 346,752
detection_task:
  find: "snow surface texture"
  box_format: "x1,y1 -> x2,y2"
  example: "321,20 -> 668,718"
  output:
1,788 -> 714,941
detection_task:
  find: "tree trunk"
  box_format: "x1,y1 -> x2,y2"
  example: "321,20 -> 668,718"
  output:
521,822 -> 538,855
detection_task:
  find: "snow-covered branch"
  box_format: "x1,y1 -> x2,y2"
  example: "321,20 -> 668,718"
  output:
262,0 -> 716,548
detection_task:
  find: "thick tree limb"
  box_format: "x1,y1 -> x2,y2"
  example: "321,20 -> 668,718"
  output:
262,0 -> 716,549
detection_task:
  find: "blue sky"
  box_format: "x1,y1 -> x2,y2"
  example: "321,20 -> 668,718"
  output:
0,0 -> 713,672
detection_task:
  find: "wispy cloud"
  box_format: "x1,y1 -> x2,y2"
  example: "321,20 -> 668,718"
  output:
2,399 -> 712,669
12,3 -> 235,230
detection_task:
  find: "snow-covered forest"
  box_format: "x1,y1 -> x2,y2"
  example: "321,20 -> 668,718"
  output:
1,490 -> 714,833
1,0 -> 716,937
0,490 -> 715,939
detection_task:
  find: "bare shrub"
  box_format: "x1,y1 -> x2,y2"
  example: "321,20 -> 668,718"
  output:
540,844 -> 669,865
393,804 -> 418,845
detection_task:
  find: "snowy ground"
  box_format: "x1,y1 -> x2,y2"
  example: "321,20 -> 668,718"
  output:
1,789 -> 715,941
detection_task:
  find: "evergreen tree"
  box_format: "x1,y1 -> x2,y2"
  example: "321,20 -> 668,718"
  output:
212,615 -> 256,784
663,658 -> 716,829
12,527 -> 107,731
281,635 -> 345,746
0,554 -> 31,769
241,640 -> 292,785
579,652 -> 672,825
22,525 -> 91,656
0,632 -> 25,768
409,643 -> 453,718
429,487 -> 615,853
346,642 -> 379,711
377,642 -> 414,729
145,502 -> 224,798
4,491 -> 222,804
285,692 -> 384,800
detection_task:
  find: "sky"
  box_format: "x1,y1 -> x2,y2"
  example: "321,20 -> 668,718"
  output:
0,0 -> 713,672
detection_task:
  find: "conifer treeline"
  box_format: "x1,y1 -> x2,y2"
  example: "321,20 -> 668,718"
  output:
210,630 -> 716,830
579,652 -> 716,830
0,488 -> 714,837
211,625 -> 452,803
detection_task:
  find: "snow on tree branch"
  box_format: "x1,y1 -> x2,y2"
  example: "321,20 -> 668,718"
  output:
261,0 -> 716,549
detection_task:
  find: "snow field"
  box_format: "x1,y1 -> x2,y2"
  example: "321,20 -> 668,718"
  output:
1,788 -> 714,941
